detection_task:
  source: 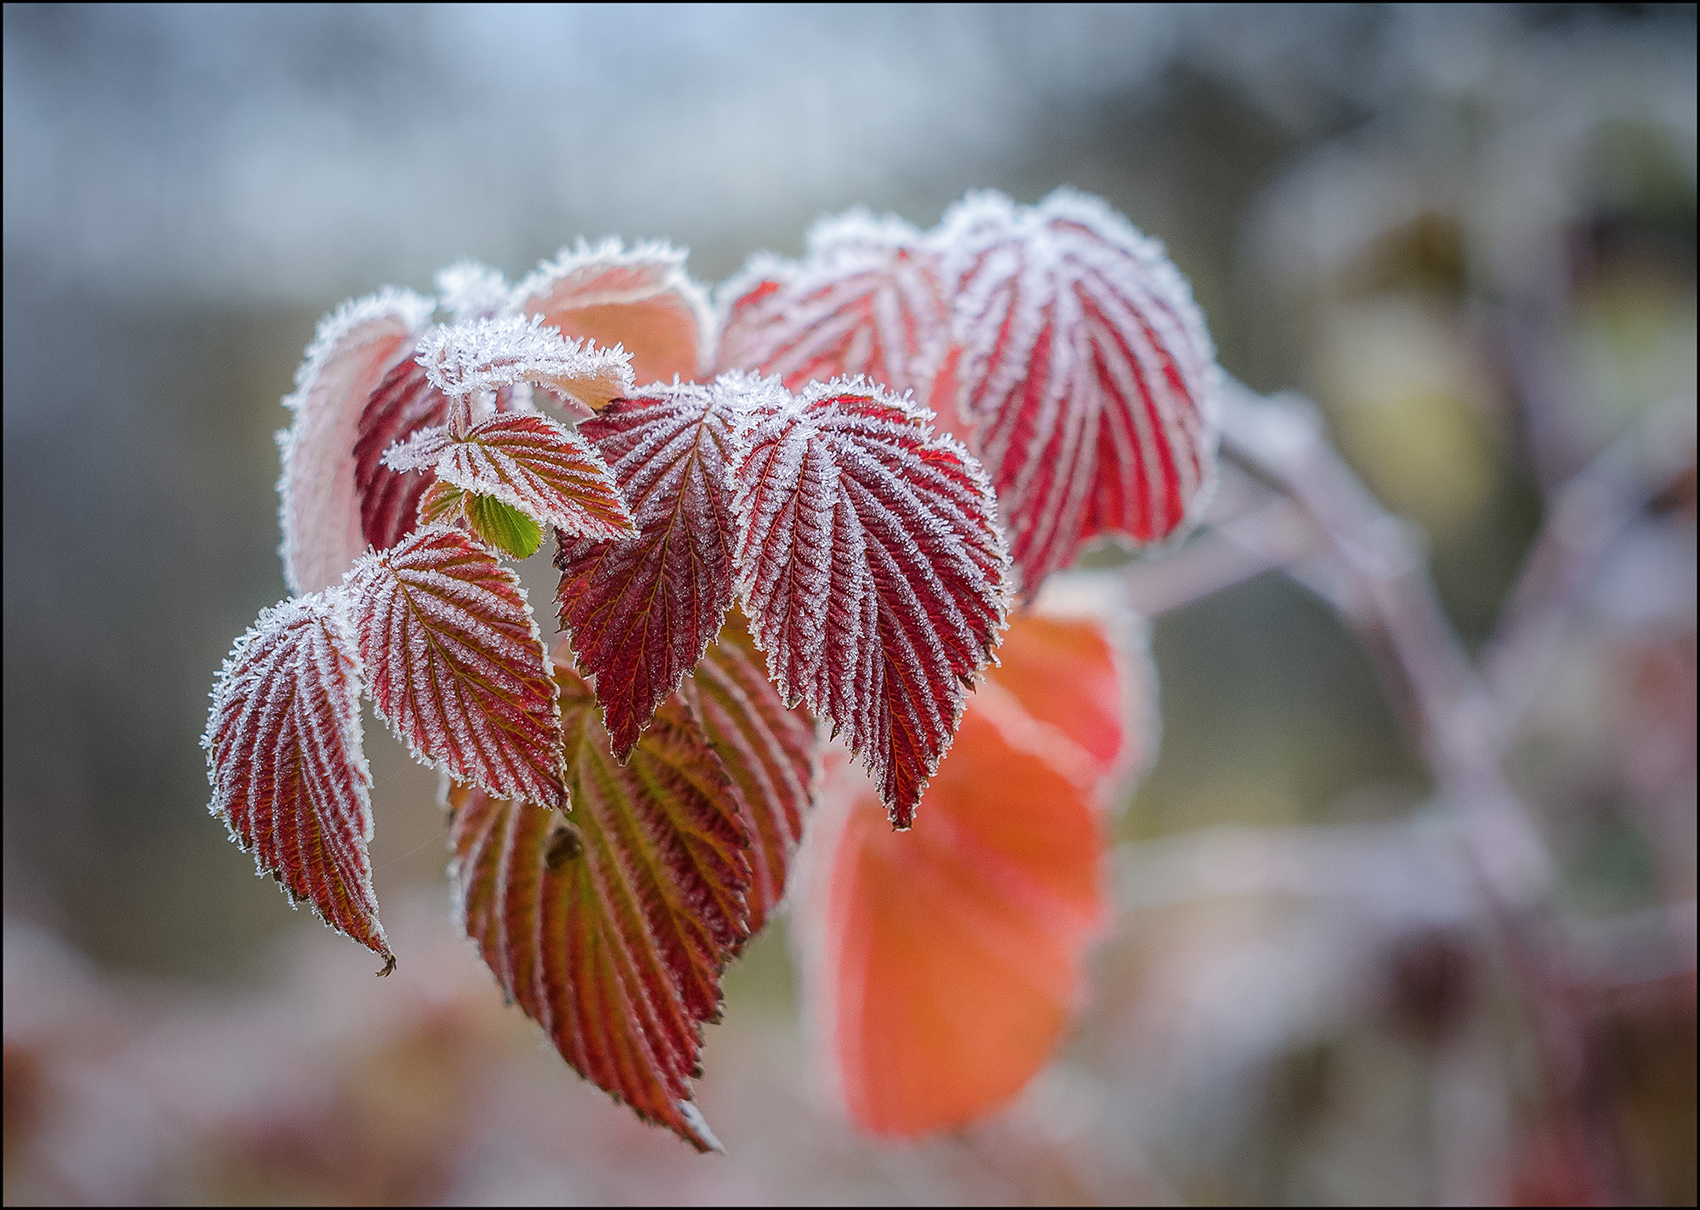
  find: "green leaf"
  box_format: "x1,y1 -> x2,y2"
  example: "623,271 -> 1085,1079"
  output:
466,492 -> 543,559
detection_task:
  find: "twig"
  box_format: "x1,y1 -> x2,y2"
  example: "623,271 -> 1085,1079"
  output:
1483,394 -> 1698,736
1214,378 -> 1629,1204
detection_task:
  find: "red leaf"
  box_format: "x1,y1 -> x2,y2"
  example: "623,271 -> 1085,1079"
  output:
347,525 -> 564,806
730,380 -> 1010,827
447,659 -> 750,1151
939,188 -> 1219,597
802,591 -> 1152,1137
716,213 -> 952,409
279,289 -> 434,594
352,357 -> 450,554
203,593 -> 391,967
515,238 -> 711,387
390,412 -> 636,541
679,610 -> 817,937
554,378 -> 759,758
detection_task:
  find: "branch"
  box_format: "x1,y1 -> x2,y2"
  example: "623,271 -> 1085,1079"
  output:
1212,377 -> 1635,1204
1483,394 -> 1698,735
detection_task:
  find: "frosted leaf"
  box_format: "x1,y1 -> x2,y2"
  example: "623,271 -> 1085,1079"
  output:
937,187 -> 1220,598
554,377 -> 760,757
514,238 -> 713,387
203,592 -> 391,966
348,524 -> 564,806
278,288 -> 435,595
728,377 -> 1010,827
415,315 -> 634,416
716,211 -> 954,417
677,610 -> 817,936
448,660 -> 750,1152
410,412 -> 637,542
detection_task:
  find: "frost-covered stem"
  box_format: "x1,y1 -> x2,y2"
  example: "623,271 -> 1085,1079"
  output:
1482,392 -> 1697,738
1120,492 -> 1321,618
445,388 -> 488,438
1215,379 -> 1625,1205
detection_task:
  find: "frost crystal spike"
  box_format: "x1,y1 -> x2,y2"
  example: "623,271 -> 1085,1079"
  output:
204,592 -> 391,966
938,188 -> 1219,597
729,378 -> 1009,827
348,525 -> 565,806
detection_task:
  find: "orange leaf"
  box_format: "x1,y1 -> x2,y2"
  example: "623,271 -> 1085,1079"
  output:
515,239 -> 710,387
803,585 -> 1153,1136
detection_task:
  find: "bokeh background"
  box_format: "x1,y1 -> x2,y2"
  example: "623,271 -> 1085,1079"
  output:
4,4 -> 1694,1204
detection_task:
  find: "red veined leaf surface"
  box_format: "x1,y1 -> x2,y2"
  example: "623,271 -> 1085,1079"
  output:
447,657 -> 751,1152
678,609 -> 817,937
515,238 -> 711,386
279,288 -> 434,595
203,592 -> 391,967
938,187 -> 1219,598
729,378 -> 1010,827
554,376 -> 775,758
716,212 -> 953,411
386,412 -> 636,541
802,581 -> 1155,1137
416,315 -> 634,418
351,357 -> 450,554
347,524 -> 564,806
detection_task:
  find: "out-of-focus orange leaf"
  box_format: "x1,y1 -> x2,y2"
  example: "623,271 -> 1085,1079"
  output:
804,584 -> 1152,1136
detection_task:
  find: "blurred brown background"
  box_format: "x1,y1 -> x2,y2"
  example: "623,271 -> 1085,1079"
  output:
4,5 -> 1694,1204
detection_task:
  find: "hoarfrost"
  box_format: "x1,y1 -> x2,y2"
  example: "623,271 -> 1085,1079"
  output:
346,524 -> 565,807
728,377 -> 1010,826
278,287 -> 434,595
415,314 -> 635,413
935,187 -> 1220,597
203,590 -> 391,961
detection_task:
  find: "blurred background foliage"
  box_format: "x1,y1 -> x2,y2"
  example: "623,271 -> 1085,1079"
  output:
4,4 -> 1694,1204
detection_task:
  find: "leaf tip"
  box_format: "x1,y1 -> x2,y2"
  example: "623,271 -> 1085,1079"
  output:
678,1100 -> 726,1154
